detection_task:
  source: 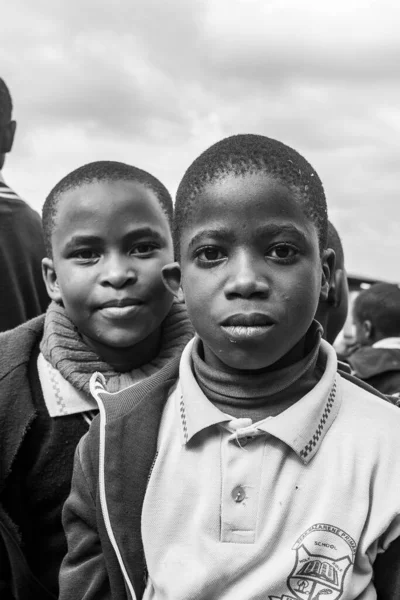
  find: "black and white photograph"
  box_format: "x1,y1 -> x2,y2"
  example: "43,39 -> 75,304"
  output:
1,1 -> 400,599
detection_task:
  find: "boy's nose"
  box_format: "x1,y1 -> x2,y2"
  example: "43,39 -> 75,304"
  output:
101,255 -> 138,288
224,255 -> 270,299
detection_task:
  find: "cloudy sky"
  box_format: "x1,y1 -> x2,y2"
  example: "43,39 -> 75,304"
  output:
1,0 -> 399,281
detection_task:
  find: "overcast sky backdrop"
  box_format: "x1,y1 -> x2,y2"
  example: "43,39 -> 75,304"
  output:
1,0 -> 399,281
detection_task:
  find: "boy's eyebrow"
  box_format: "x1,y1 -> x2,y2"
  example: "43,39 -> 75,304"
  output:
254,223 -> 309,241
188,228 -> 235,249
64,228 -> 166,251
188,224 -> 309,249
123,226 -> 167,243
64,235 -> 102,251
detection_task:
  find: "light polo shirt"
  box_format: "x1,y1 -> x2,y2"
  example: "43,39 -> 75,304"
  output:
142,338 -> 400,600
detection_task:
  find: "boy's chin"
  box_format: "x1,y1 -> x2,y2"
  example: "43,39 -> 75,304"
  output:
100,334 -> 150,350
206,346 -> 288,373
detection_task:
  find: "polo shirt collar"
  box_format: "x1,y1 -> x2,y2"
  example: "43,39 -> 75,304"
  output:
256,339 -> 340,463
178,339 -> 232,444
37,352 -> 97,417
177,338 -> 340,464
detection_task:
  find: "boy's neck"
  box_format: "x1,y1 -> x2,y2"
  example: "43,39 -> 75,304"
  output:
192,322 -> 323,420
202,334 -> 308,376
81,327 -> 163,372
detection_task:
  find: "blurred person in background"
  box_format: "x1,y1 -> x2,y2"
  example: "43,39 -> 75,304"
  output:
348,282 -> 400,395
0,77 -> 49,332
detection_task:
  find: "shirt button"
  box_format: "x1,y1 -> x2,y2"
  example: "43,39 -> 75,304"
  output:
232,485 -> 246,503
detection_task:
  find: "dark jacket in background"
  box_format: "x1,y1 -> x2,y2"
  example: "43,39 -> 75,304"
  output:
0,179 -> 49,332
348,347 -> 400,396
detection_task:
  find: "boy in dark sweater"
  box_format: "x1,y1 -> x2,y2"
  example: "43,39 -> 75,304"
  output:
60,136 -> 400,600
348,283 -> 400,395
0,76 -> 49,331
0,161 -> 193,599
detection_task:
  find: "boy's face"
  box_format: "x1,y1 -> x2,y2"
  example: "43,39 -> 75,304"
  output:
43,180 -> 174,364
173,173 -> 330,371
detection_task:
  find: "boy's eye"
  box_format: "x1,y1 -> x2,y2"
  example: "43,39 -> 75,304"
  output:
268,244 -> 298,261
196,247 -> 225,262
131,243 -> 157,256
74,249 -> 98,260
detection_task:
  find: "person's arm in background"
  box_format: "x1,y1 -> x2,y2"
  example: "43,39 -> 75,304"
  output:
374,535 -> 400,599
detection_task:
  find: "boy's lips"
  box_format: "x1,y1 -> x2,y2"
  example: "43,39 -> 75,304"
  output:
220,313 -> 275,341
221,313 -> 275,327
100,298 -> 143,308
98,298 -> 144,319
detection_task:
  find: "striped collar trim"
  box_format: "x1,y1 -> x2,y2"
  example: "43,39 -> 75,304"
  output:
37,352 -> 97,417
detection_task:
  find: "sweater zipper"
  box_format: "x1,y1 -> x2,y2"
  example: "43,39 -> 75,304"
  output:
90,373 -> 137,600
146,451 -> 158,486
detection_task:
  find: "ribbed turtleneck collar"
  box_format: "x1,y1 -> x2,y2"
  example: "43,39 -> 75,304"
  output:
192,321 -> 324,421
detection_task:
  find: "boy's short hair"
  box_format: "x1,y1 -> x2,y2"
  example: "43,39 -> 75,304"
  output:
0,77 -> 13,125
42,161 -> 173,257
327,221 -> 344,270
353,283 -> 400,337
174,134 -> 328,258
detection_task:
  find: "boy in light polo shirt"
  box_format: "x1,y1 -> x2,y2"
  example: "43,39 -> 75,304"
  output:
60,135 -> 400,600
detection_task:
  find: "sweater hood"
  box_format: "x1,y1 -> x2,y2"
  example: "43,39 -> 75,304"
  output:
349,347 -> 400,379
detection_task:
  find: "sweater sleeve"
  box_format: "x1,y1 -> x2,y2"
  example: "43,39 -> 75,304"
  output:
59,441 -> 111,600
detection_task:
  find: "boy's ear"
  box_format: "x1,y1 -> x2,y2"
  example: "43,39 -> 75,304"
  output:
362,319 -> 373,340
42,257 -> 63,304
0,120 -> 17,153
162,262 -> 185,302
329,268 -> 346,308
320,248 -> 335,302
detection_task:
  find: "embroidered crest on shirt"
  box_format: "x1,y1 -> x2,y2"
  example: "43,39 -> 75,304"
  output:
270,523 -> 355,600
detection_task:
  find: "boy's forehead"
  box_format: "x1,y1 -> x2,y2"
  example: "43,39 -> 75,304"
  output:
58,179 -> 151,204
178,171 -> 321,254
54,179 -> 165,222
51,179 -> 172,251
187,172 -> 309,226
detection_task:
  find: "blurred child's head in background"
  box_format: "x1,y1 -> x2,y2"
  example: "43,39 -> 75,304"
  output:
353,283 -> 400,347
0,78 -> 16,170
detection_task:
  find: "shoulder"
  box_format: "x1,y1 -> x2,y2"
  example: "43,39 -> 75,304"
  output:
337,373 -> 400,442
0,316 -> 45,381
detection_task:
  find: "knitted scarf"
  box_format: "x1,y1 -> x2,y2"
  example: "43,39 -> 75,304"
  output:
40,301 -> 193,395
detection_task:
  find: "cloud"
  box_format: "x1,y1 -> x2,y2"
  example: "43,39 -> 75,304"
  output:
1,0 -> 399,281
